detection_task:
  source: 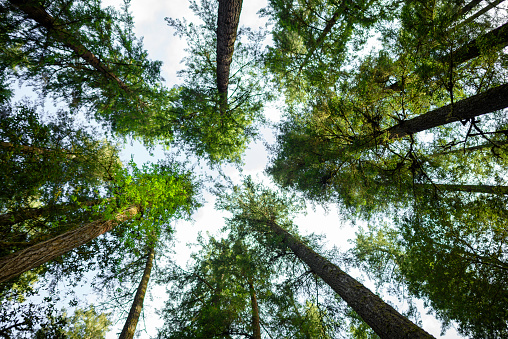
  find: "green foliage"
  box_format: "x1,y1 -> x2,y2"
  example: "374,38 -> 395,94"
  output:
353,192 -> 508,337
165,0 -> 270,163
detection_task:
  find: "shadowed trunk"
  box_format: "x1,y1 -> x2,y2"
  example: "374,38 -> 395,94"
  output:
216,0 -> 243,113
0,205 -> 140,283
264,220 -> 434,339
248,279 -> 261,339
355,83 -> 508,151
119,245 -> 155,339
416,183 -> 508,195
8,0 -> 131,93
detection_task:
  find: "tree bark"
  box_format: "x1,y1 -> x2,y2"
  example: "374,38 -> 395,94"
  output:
216,0 -> 243,113
416,183 -> 508,195
8,0 -> 131,93
0,205 -> 140,283
264,220 -> 434,339
119,245 -> 155,339
355,83 -> 508,150
248,279 -> 261,339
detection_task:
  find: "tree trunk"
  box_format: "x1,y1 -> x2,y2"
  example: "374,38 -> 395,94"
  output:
0,205 -> 140,283
119,245 -> 155,339
264,220 -> 434,339
355,83 -> 508,150
248,279 -> 261,339
431,140 -> 508,156
453,0 -> 504,30
388,22 -> 508,91
216,0 -> 243,113
8,0 -> 131,93
416,183 -> 508,195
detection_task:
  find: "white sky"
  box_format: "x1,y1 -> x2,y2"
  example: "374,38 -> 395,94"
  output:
11,0 -> 462,337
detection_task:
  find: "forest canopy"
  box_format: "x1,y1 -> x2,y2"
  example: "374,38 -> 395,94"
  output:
1,0 -> 507,338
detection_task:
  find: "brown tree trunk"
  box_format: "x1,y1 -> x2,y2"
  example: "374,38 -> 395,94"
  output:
119,245 -> 155,339
264,220 -> 434,339
0,205 -> 140,283
356,83 -> 508,150
248,279 -> 261,339
416,183 -> 508,195
216,0 -> 243,113
8,0 -> 131,93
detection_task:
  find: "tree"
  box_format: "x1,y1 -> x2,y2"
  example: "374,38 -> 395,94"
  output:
218,179 -> 433,339
0,160 -> 200,284
119,245 -> 155,339
352,191 -> 508,337
165,0 -> 270,163
216,0 -> 243,113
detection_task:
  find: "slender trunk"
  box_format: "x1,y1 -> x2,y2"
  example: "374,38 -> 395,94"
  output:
119,245 -> 155,339
298,6 -> 344,72
453,0 -> 504,30
248,279 -> 261,339
8,0 -> 131,93
454,0 -> 483,18
431,140 -> 508,156
0,205 -> 140,283
216,0 -> 243,113
355,83 -> 508,150
0,200 -> 102,227
388,22 -> 508,91
264,220 -> 434,339
416,183 -> 508,195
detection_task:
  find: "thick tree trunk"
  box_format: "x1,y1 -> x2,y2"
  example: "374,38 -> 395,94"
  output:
248,279 -> 261,339
356,83 -> 508,150
416,183 -> 508,195
8,0 -> 131,93
388,22 -> 508,91
119,245 -> 155,339
216,0 -> 243,113
0,205 -> 140,283
265,220 -> 434,339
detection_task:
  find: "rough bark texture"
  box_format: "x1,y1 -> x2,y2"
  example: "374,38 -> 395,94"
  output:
119,245 -> 155,339
248,279 -> 261,339
0,205 -> 140,283
216,0 -> 243,112
358,83 -> 508,150
8,0 -> 131,93
388,22 -> 508,91
416,183 -> 508,195
266,220 -> 435,339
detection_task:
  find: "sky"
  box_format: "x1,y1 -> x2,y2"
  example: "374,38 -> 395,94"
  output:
12,0 -> 463,337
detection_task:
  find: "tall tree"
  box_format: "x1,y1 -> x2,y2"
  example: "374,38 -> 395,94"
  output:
0,161 -> 199,284
216,0 -> 243,113
218,179 -> 434,339
119,245 -> 155,339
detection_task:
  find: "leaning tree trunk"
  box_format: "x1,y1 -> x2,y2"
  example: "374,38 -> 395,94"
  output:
353,83 -> 508,151
416,183 -> 508,195
0,205 -> 140,283
264,220 -> 434,339
8,0 -> 131,93
248,278 -> 261,339
119,245 -> 155,339
216,0 -> 243,113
